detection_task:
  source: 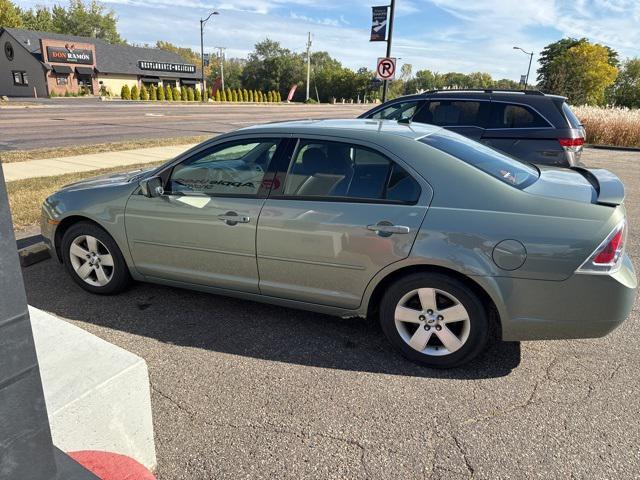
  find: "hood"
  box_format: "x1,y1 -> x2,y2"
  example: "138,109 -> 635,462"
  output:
60,167 -> 155,192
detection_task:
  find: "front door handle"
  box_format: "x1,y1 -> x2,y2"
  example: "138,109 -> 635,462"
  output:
367,222 -> 411,236
218,212 -> 250,225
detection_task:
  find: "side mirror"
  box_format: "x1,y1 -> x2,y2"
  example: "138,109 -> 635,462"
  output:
139,177 -> 164,198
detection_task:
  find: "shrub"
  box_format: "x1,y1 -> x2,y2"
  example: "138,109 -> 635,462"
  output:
226,88 -> 232,102
165,85 -> 173,101
276,91 -> 282,102
149,85 -> 157,101
120,84 -> 131,100
172,86 -> 181,101
140,85 -> 149,101
267,91 -> 273,102
234,89 -> 240,102
130,85 -> 140,101
158,84 -> 165,101
187,87 -> 195,101
215,89 -> 221,101
181,86 -> 188,101
49,91 -> 57,98
248,90 -> 253,102
99,85 -> 111,97
194,88 -> 201,102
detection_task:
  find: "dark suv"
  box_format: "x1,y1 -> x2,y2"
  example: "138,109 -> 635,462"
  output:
359,90 -> 586,167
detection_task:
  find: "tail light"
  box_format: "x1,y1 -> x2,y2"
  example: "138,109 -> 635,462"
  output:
559,137 -> 585,150
577,220 -> 626,274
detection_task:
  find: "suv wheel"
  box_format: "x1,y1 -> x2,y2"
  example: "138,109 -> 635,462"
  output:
61,222 -> 131,294
380,273 -> 489,368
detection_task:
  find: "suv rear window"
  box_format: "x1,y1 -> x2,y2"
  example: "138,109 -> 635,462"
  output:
488,103 -> 549,128
419,129 -> 538,189
562,103 -> 583,129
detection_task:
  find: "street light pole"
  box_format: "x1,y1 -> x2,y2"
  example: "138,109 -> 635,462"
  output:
200,10 -> 219,102
513,46 -> 534,90
382,0 -> 396,103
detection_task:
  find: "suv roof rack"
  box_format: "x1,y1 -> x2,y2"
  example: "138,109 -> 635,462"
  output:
423,89 -> 545,96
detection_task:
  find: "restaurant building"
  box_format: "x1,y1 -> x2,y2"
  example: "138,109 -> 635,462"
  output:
0,28 -> 202,98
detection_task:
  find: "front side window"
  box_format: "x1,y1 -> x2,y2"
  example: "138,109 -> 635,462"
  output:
488,103 -> 550,128
12,71 -> 28,86
168,139 -> 279,196
414,100 -> 482,127
420,129 -> 538,189
370,101 -> 419,120
283,140 -> 420,203
55,75 -> 68,85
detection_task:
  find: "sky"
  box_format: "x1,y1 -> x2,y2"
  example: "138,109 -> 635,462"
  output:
14,0 -> 640,82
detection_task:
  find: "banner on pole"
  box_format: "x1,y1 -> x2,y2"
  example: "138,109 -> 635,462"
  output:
370,6 -> 388,41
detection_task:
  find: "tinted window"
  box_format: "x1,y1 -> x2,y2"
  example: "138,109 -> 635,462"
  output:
488,103 -> 549,128
284,140 -> 420,203
420,129 -> 538,189
168,140 -> 278,196
413,100 -> 482,127
562,103 -> 583,128
370,101 -> 419,120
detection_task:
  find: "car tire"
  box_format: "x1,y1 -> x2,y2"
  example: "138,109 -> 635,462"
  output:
379,272 -> 489,368
61,221 -> 131,295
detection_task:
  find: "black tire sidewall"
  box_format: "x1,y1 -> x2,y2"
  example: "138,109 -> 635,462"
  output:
380,273 -> 489,368
61,222 -> 130,295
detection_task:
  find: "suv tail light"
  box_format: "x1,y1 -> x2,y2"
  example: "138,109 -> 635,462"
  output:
577,220 -> 626,274
559,137 -> 585,150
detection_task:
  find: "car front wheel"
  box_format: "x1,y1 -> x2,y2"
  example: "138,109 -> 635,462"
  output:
61,222 -> 131,295
380,273 -> 489,368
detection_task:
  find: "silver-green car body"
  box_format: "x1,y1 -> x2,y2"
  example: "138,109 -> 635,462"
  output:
41,120 -> 637,343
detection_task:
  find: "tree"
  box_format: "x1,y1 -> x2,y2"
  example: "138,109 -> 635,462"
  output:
194,88 -> 201,102
157,84 -> 165,101
0,0 -> 23,28
610,58 -> 640,108
181,86 -> 188,101
226,88 -> 232,102
248,90 -> 254,102
19,6 -> 53,31
537,38 -> 618,94
215,89 -> 221,101
172,86 -> 180,101
165,85 -> 172,101
149,84 -> 157,101
187,87 -> 194,101
242,39 -> 304,97
140,84 -> 148,100
120,84 -> 130,100
552,42 -> 618,105
49,0 -> 122,44
130,84 -> 139,100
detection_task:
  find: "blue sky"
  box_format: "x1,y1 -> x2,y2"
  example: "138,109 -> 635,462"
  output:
15,0 -> 640,81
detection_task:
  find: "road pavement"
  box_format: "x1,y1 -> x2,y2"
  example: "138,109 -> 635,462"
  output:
0,102 -> 370,151
21,148 -> 640,479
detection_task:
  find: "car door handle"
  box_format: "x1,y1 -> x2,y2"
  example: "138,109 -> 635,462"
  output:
218,212 -> 250,225
367,223 -> 411,235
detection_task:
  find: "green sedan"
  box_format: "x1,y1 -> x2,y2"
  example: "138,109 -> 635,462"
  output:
41,119 -> 637,367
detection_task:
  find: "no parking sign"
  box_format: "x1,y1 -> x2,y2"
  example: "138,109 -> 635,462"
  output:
376,57 -> 396,80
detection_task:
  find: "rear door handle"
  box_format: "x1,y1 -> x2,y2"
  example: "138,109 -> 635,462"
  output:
218,212 -> 250,225
367,223 -> 410,236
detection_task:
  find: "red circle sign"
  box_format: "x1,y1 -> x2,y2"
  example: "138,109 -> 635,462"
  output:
377,58 -> 396,79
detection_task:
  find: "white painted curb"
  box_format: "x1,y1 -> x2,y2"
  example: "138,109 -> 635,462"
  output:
29,306 -> 157,471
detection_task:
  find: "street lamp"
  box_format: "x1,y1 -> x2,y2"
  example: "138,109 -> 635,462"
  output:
513,46 -> 534,90
200,10 -> 219,102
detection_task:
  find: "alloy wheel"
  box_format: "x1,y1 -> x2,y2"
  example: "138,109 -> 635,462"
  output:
68,235 -> 114,287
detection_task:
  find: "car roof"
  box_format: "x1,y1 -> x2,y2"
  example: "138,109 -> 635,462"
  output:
236,118 -> 443,140
387,90 -> 567,102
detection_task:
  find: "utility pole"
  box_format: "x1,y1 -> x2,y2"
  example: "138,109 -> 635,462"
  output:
216,46 -> 226,92
305,32 -> 312,101
382,0 -> 396,103
200,10 -> 219,102
513,46 -> 534,90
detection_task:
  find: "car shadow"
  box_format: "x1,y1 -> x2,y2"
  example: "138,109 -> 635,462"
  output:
22,258 -> 521,379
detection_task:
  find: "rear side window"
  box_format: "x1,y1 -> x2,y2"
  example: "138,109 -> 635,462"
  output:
488,103 -> 549,128
562,103 -> 583,128
370,101 -> 419,120
283,140 -> 420,203
414,100 -> 482,127
419,129 -> 538,189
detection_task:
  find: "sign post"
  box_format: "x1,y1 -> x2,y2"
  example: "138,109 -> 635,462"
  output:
370,0 -> 396,102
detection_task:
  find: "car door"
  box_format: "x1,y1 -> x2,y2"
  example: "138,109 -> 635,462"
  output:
124,137 -> 283,293
481,101 -> 563,165
256,137 -> 432,309
412,99 -> 488,140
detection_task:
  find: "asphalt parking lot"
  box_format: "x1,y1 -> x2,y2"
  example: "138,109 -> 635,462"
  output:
21,147 -> 640,479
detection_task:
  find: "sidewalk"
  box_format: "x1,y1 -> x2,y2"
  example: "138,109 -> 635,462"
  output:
3,144 -> 196,182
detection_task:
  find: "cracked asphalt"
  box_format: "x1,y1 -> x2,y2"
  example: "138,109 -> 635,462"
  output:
21,147 -> 640,479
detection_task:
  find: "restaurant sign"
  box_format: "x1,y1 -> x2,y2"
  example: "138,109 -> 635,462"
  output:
138,61 -> 196,74
46,45 -> 94,65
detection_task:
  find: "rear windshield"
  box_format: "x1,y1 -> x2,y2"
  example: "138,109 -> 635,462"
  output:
562,103 -> 583,129
419,129 -> 539,189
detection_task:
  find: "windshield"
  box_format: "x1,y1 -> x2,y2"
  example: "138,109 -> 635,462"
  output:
419,129 -> 539,189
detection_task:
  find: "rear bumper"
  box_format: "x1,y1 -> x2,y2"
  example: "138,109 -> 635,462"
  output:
496,255 -> 637,341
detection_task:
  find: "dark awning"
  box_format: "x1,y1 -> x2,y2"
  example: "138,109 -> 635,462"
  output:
180,79 -> 198,85
42,63 -> 52,71
141,76 -> 160,82
51,65 -> 73,74
75,66 -> 95,76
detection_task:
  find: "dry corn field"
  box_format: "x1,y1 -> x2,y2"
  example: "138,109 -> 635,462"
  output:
573,105 -> 640,148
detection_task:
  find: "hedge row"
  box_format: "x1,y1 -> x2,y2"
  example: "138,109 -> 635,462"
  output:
119,84 -> 282,103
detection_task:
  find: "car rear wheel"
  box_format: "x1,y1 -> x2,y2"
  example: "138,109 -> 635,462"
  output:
379,273 -> 489,368
61,222 -> 131,295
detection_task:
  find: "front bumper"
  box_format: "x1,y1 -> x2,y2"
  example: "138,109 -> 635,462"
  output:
40,205 -> 58,258
496,255 -> 637,341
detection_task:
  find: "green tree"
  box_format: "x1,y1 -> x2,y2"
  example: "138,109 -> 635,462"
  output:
158,84 -> 165,101
140,84 -> 148,100
610,58 -> 640,108
19,6 -> 54,31
187,87 -> 195,101
120,84 -> 130,100
181,86 -> 188,101
248,90 -> 254,102
165,85 -> 172,101
267,91 -> 273,102
0,0 -> 23,27
130,84 -> 139,100
552,42 -> 618,104
226,88 -> 232,102
242,39 -> 304,96
276,91 -> 281,102
49,0 -> 122,44
194,88 -> 201,102
149,84 -> 157,101
215,89 -> 221,101
172,86 -> 181,101
156,41 -> 200,65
